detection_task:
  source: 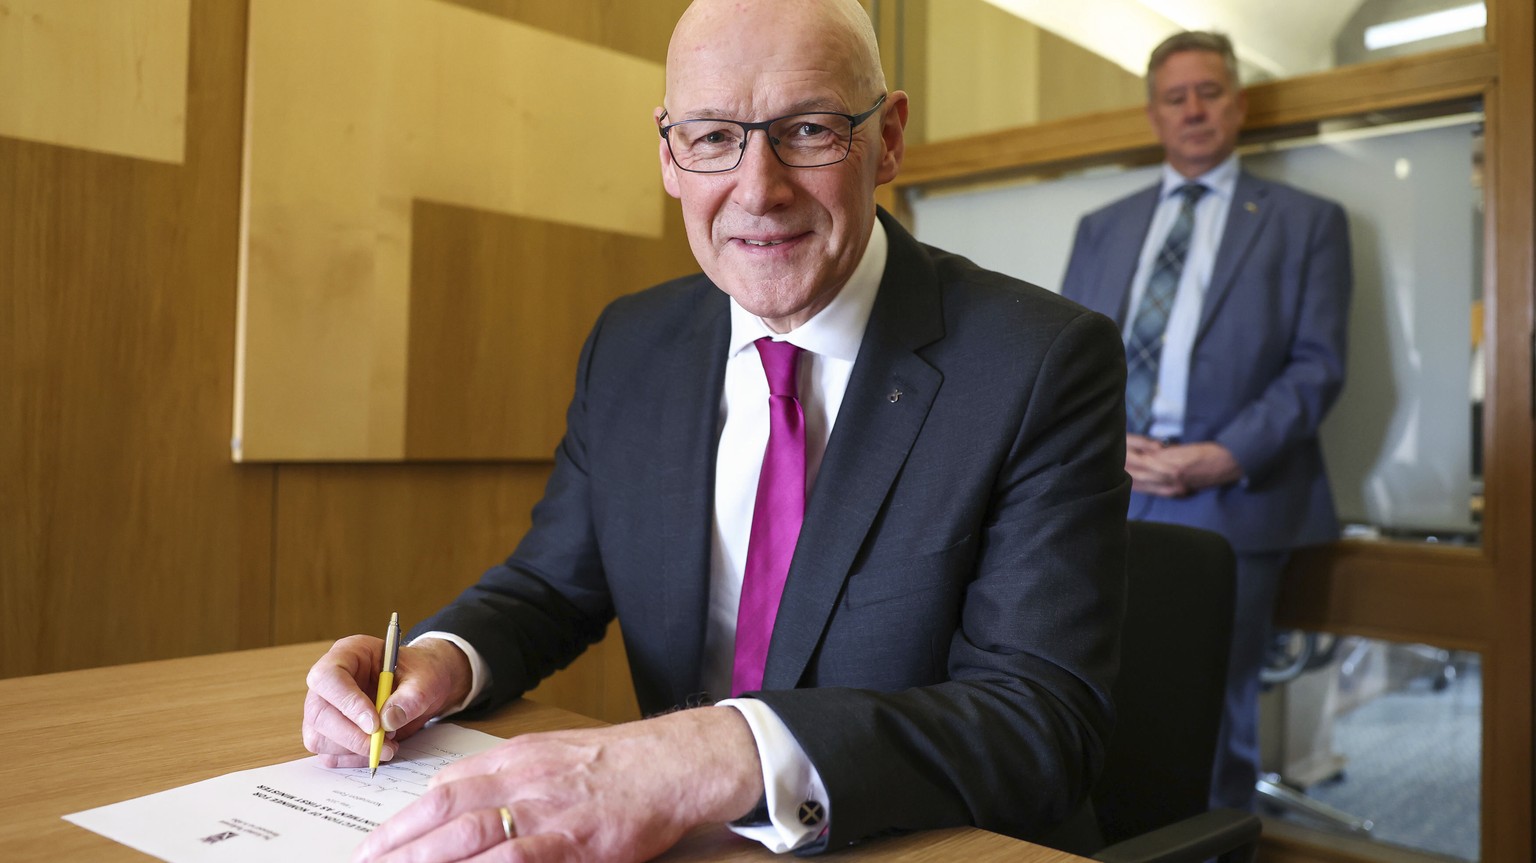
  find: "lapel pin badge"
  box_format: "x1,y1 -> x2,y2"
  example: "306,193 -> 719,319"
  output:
1244,201 -> 1259,214
888,390 -> 902,403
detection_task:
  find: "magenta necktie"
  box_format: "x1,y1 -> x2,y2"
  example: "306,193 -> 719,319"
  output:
731,338 -> 806,696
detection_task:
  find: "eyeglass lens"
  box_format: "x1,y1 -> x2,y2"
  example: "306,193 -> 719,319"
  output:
667,113 -> 854,172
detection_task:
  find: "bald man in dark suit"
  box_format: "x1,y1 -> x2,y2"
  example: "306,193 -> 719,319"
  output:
303,2 -> 1130,860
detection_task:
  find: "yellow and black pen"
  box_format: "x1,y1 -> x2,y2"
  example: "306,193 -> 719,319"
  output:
369,612 -> 400,777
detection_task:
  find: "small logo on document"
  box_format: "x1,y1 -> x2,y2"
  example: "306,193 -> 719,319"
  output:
201,830 -> 239,845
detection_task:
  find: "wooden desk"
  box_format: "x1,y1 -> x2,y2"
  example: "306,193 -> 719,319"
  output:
0,642 -> 1085,862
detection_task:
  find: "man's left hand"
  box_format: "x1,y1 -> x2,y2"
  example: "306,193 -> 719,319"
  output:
350,707 -> 764,863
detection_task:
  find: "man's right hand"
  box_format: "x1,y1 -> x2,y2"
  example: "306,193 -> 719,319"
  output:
302,635 -> 474,768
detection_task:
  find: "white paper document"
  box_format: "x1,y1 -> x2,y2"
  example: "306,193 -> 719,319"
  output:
65,723 -> 504,862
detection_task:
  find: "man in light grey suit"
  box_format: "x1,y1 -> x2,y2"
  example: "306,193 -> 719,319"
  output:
301,1 -> 1129,860
1061,31 -> 1352,813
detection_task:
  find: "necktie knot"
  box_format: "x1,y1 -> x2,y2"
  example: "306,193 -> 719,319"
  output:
1177,182 -> 1208,206
754,338 -> 803,398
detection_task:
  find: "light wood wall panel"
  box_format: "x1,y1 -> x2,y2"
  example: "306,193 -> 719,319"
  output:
404,202 -> 699,459
903,0 -> 1143,145
445,0 -> 689,62
1036,29 -> 1144,124
0,0 -> 191,164
271,464 -> 640,723
272,464 -> 544,642
923,0 -> 1040,141
259,0 -> 693,720
236,0 -> 672,462
0,0 -> 271,678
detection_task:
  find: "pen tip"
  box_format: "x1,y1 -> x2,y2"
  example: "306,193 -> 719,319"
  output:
370,767 -> 377,777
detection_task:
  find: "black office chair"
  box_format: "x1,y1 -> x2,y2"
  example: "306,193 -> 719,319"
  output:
1048,522 -> 1262,863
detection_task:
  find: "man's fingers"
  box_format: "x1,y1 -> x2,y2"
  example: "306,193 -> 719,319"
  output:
303,691 -> 399,760
380,674 -> 443,734
354,775 -> 506,862
300,636 -> 413,767
317,752 -> 375,769
474,831 -> 578,863
429,742 -> 516,787
374,808 -> 511,863
306,643 -> 384,734
1137,483 -> 1186,498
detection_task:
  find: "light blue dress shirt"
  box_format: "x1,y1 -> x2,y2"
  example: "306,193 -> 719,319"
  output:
1121,154 -> 1239,440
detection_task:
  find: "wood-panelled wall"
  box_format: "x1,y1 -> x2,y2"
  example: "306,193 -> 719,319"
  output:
236,0 -> 683,461
1,0 -> 698,726
2,0 -> 268,675
405,202 -> 698,459
891,0 -> 1142,146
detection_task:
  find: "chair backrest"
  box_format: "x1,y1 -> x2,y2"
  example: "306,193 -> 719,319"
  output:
1092,521 -> 1237,846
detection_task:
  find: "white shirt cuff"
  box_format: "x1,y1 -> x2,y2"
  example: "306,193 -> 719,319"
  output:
717,699 -> 830,853
410,631 -> 490,716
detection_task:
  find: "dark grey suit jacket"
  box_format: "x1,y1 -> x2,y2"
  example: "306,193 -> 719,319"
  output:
414,211 -> 1130,850
1062,171 -> 1351,553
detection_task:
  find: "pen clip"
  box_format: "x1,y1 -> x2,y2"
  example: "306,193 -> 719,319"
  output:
382,612 -> 400,674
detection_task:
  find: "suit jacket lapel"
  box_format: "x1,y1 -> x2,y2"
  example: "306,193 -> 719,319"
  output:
763,212 -> 945,690
1199,172 -> 1272,339
1101,185 -> 1161,325
656,287 -> 729,702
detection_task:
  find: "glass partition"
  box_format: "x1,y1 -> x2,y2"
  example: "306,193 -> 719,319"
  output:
873,0 -> 1488,143
1260,632 -> 1481,860
908,109 -> 1485,545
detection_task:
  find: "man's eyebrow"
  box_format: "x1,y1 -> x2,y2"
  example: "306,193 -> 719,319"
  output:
1162,79 -> 1224,92
778,97 -> 854,114
672,98 -> 853,121
671,107 -> 740,121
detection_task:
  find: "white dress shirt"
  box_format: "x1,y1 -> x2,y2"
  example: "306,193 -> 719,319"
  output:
420,217 -> 889,854
1122,154 -> 1238,440
708,217 -> 886,851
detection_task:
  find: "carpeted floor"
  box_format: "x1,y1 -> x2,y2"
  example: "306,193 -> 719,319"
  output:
1269,647 -> 1481,861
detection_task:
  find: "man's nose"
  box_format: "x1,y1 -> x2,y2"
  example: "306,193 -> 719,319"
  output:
1184,95 -> 1207,120
732,130 -> 794,213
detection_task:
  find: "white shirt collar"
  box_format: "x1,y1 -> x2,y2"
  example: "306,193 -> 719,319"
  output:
1160,153 -> 1239,202
726,218 -> 887,361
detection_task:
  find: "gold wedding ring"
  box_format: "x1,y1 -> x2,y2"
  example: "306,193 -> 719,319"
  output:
499,806 -> 516,841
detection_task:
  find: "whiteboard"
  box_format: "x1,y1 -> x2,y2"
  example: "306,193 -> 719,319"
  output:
909,118 -> 1481,535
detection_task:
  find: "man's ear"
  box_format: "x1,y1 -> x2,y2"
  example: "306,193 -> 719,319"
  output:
657,106 -> 682,200
874,91 -> 909,186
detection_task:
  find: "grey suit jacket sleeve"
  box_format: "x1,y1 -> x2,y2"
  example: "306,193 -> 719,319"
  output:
1209,199 -> 1351,482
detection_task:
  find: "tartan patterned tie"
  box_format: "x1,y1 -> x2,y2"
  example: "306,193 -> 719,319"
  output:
1125,183 -> 1207,434
731,338 -> 806,696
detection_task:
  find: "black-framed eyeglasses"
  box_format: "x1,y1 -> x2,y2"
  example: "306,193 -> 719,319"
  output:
659,94 -> 888,174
